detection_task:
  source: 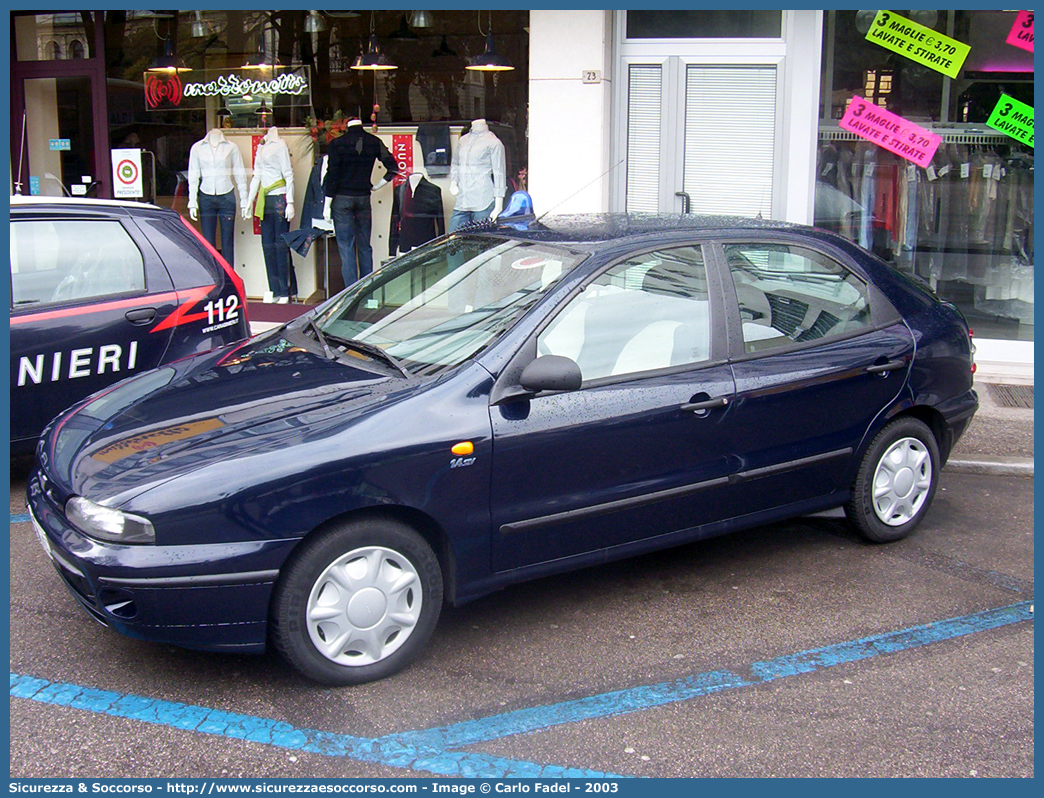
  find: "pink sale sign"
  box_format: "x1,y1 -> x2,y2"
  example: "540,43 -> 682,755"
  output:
839,97 -> 942,168
1006,10 -> 1034,53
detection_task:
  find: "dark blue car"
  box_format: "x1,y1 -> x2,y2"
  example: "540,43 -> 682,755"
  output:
27,215 -> 978,685
10,197 -> 249,454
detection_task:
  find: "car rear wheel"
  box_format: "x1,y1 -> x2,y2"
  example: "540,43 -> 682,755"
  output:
271,518 -> 443,685
845,417 -> 939,543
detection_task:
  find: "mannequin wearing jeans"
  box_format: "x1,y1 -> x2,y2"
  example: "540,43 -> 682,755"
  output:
322,119 -> 399,288
245,127 -> 295,302
187,129 -> 248,265
448,119 -> 506,232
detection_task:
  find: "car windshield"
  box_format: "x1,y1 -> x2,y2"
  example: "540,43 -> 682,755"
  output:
312,235 -> 586,376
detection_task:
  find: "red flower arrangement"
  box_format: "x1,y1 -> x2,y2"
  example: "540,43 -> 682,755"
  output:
306,111 -> 349,144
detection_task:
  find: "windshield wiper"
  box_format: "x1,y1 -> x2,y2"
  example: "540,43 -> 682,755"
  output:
324,332 -> 411,378
301,317 -> 336,359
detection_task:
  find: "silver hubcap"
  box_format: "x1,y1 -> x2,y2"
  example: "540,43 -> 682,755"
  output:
872,437 -> 932,526
306,546 -> 422,667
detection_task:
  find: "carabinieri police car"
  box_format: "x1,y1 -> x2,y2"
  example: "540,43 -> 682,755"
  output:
10,197 -> 250,454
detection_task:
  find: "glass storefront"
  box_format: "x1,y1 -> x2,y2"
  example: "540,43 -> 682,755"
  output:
12,10 -> 530,209
816,10 -> 1034,342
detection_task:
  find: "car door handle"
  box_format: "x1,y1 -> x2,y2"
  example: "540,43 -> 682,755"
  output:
125,308 -> 157,325
865,359 -> 906,374
681,396 -> 729,413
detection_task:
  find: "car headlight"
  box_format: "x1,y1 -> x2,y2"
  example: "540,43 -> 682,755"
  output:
65,497 -> 155,544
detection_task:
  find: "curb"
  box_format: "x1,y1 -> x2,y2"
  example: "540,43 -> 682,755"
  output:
945,457 -> 1034,477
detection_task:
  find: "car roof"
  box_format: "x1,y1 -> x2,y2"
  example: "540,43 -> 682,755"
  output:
470,213 -> 809,248
9,196 -> 165,212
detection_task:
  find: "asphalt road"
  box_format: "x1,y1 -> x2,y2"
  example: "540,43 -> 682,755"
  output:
8,463 -> 1034,779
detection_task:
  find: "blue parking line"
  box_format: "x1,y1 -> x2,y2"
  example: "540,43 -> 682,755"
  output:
380,601 -> 1034,751
8,673 -> 622,779
10,601 -> 1032,776
11,513 -> 30,524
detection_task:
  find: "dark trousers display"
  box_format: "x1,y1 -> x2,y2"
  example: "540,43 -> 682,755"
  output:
331,194 -> 373,288
199,190 -> 237,265
259,194 -> 295,299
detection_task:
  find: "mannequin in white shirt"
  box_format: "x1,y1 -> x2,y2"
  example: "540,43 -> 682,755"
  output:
245,127 -> 296,303
448,119 -> 506,232
187,128 -> 248,265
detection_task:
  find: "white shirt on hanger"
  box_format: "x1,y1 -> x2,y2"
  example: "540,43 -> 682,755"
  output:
450,121 -> 507,212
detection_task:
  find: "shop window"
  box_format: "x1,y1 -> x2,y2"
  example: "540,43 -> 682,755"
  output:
817,10 -> 1034,342
10,220 -> 146,308
723,243 -> 871,353
538,247 -> 712,381
14,13 -> 96,61
626,11 -> 781,39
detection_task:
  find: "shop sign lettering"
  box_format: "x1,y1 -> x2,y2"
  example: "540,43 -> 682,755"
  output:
392,135 -> 414,187
986,94 -> 1034,148
144,68 -> 311,110
865,10 -> 970,79
839,96 -> 942,168
1006,11 -> 1034,53
183,73 -> 308,99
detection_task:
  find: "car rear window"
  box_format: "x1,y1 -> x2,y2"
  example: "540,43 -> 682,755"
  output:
135,217 -> 220,287
10,219 -> 146,308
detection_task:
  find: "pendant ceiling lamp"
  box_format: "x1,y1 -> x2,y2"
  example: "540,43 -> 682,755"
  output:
304,10 -> 327,34
466,11 -> 513,72
147,37 -> 190,73
352,12 -> 397,70
190,11 -> 213,39
410,10 -> 434,29
389,14 -> 420,41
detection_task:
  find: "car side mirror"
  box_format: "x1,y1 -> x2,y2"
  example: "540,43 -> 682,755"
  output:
518,355 -> 582,394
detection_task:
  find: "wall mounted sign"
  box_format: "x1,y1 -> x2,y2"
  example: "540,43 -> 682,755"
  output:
111,148 -> 144,198
144,67 -> 311,111
865,10 -> 970,79
839,96 -> 942,167
48,139 -> 70,151
1006,11 -> 1034,53
391,135 -> 414,187
986,95 -> 1034,147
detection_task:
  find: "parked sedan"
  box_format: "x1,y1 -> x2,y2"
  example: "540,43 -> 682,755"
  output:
27,214 -> 977,685
10,197 -> 249,454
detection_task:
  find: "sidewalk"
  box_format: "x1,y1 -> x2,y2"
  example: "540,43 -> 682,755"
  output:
947,367 -> 1034,476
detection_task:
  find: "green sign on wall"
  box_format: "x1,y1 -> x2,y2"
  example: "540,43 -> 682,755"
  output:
987,95 -> 1034,148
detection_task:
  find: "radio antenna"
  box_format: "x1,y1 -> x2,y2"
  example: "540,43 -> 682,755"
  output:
14,111 -> 27,195
534,158 -> 626,224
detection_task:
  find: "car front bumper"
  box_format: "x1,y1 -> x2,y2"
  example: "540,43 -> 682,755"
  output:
27,470 -> 299,654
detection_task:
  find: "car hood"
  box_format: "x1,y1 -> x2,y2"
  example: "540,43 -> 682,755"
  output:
44,331 -> 424,504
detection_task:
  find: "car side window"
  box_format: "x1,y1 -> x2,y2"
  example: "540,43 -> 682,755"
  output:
537,246 -> 711,382
10,220 -> 146,309
724,243 -> 871,354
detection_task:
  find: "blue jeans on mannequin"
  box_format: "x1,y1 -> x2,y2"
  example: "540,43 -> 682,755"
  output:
199,190 -> 237,265
331,194 -> 373,288
260,194 -> 294,299
448,201 -> 495,233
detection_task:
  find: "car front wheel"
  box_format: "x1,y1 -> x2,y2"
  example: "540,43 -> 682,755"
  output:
845,417 -> 939,543
271,518 -> 443,685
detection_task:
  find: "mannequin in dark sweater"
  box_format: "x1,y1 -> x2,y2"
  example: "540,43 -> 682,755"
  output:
322,119 -> 399,287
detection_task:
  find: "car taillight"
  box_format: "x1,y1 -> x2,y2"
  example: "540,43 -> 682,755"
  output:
968,328 -> 976,373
